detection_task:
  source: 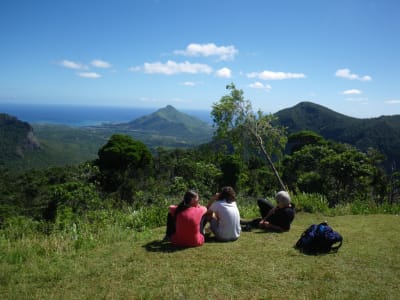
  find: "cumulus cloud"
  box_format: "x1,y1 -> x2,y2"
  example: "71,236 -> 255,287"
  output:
60,60 -> 87,70
143,60 -> 212,75
174,43 -> 238,61
216,67 -> 232,78
248,81 -> 272,91
246,70 -> 306,80
335,68 -> 372,81
77,72 -> 101,78
91,59 -> 112,68
342,89 -> 362,95
182,81 -> 196,86
385,99 -> 400,104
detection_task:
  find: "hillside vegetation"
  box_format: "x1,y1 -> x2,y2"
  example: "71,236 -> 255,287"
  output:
0,113 -> 40,166
0,106 -> 213,170
1,86 -> 400,299
1,102 -> 400,172
275,101 -> 400,169
104,104 -> 213,146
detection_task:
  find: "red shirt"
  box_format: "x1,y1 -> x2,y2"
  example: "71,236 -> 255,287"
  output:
170,205 -> 207,247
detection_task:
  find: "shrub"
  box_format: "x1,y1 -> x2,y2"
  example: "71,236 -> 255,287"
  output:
292,193 -> 329,214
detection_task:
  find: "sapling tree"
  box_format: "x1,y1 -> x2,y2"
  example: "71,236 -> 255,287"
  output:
211,83 -> 287,191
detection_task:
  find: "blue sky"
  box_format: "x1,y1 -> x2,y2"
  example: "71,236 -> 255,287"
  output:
1,0 -> 399,118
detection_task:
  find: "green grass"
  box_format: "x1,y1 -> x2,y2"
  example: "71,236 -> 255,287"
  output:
1,212 -> 400,299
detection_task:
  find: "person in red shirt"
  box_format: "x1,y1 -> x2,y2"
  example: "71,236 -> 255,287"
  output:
164,190 -> 207,247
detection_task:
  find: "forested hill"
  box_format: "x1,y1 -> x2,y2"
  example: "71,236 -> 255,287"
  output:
111,105 -> 213,142
0,113 -> 41,163
275,101 -> 400,168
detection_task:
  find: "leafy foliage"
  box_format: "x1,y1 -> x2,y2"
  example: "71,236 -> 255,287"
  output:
275,101 -> 400,171
95,134 -> 153,197
283,139 -> 387,206
1,85 -> 400,231
211,83 -> 287,190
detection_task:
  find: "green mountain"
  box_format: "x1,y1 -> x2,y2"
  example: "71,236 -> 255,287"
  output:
6,101 -> 398,172
275,101 -> 400,169
109,105 -> 213,144
0,113 -> 41,165
0,106 -> 214,170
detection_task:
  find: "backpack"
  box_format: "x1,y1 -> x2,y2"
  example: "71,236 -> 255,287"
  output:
294,222 -> 343,254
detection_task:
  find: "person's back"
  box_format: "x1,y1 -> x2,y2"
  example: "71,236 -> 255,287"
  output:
170,204 -> 207,247
209,199 -> 241,241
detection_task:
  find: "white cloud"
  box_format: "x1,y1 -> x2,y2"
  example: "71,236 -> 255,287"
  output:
77,72 -> 101,78
143,60 -> 212,75
248,81 -> 272,91
60,60 -> 86,70
182,81 -> 196,86
385,99 -> 400,104
174,43 -> 238,61
216,67 -> 232,78
335,68 -> 372,81
342,89 -> 362,95
247,70 -> 306,80
91,59 -> 112,68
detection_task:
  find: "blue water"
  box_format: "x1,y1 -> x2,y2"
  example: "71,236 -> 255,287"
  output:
0,103 -> 212,126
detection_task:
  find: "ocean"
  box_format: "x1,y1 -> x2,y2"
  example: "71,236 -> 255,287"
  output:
0,103 -> 212,127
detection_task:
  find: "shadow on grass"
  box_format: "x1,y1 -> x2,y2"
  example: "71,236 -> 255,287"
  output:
143,240 -> 189,253
143,235 -> 221,252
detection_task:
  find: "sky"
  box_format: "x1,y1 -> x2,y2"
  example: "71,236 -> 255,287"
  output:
1,0 -> 399,118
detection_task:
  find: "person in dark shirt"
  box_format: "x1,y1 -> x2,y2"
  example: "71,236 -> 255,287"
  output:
241,191 -> 295,232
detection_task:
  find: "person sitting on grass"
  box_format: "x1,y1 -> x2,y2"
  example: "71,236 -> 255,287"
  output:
206,186 -> 241,242
164,190 -> 207,247
241,191 -> 295,232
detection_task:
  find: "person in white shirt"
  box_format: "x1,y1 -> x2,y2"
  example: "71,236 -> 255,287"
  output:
206,186 -> 241,242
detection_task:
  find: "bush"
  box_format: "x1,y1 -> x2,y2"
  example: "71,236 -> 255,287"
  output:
292,193 -> 329,214
1,216 -> 41,240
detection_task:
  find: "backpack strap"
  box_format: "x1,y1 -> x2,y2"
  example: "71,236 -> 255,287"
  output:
330,239 -> 342,252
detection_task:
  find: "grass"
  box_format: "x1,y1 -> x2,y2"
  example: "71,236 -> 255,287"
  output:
1,212 -> 400,299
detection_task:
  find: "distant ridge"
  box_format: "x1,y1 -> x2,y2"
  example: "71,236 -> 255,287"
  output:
0,113 -> 41,162
115,105 -> 213,141
275,101 -> 400,169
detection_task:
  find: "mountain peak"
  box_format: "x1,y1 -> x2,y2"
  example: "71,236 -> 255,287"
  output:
119,105 -> 213,142
164,104 -> 176,110
275,101 -> 400,170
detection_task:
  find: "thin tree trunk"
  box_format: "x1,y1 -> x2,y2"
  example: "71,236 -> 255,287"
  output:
253,133 -> 287,191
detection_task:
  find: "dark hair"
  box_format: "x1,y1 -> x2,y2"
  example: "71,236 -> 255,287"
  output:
175,190 -> 198,216
219,186 -> 236,203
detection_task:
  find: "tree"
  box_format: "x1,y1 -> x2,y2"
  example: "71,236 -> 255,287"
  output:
211,83 -> 287,191
287,130 -> 327,154
95,134 -> 152,193
283,138 -> 379,206
97,134 -> 152,173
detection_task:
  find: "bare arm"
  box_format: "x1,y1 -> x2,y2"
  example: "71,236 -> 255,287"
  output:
259,221 -> 285,232
261,206 -> 276,221
206,193 -> 219,209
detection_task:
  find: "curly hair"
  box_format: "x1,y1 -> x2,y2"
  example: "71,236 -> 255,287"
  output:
219,186 -> 236,203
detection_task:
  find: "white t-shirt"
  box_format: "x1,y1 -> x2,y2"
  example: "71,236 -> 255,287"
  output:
210,200 -> 241,241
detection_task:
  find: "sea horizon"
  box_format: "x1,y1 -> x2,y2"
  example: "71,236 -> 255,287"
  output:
0,103 -> 213,127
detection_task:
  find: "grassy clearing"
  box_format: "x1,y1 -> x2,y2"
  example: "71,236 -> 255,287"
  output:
1,212 -> 400,299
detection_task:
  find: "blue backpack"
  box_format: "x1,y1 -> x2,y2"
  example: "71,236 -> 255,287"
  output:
294,222 -> 343,254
